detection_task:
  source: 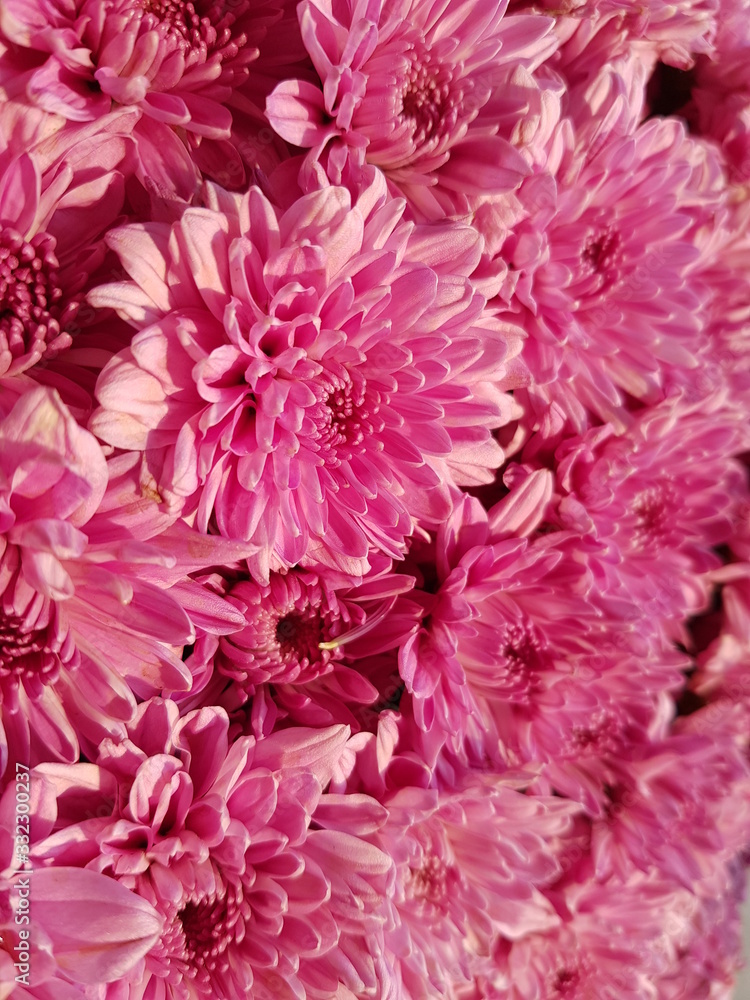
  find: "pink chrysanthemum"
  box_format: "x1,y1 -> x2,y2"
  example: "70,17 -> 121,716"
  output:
491,109 -> 726,430
0,382 -> 257,776
377,778 -> 574,997
183,553 -> 417,730
493,872 -> 686,999
396,480 -> 628,746
581,731 -> 749,886
24,700 -> 393,999
0,101 -> 138,378
89,171 -> 513,581
0,0 -> 282,139
266,0 -> 557,219
327,732 -> 577,998
554,393 -> 748,620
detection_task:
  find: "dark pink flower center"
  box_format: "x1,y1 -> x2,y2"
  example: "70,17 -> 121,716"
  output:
409,853 -> 452,906
157,879 -> 251,995
401,45 -> 456,149
550,966 -> 582,996
312,369 -> 383,465
496,621 -> 550,700
275,610 -> 325,663
630,484 -> 677,547
0,227 -> 72,375
219,574 -> 346,688
581,226 -> 622,275
107,0 -> 254,66
569,712 -> 622,757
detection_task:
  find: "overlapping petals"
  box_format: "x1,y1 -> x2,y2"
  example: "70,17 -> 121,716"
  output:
89,173 -> 513,581
0,0 -> 749,996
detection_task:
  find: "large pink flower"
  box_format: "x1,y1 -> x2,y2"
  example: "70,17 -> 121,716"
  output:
396,479 -> 625,745
266,0 -> 556,219
373,777 -> 575,997
0,0 -> 281,139
0,382 -> 255,777
489,108 -> 726,430
0,101 -> 137,379
24,700 -> 393,999
179,552 -> 419,742
89,171 -> 513,581
580,730 -> 750,886
327,730 -> 578,998
553,392 -> 748,621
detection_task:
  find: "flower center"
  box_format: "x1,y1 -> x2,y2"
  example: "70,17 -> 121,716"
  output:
0,227 -> 72,376
312,368 -> 380,466
630,484 -> 677,548
550,966 -> 582,996
275,610 -> 324,663
160,879 -> 250,995
409,853 -> 451,906
111,0 -> 254,67
218,574 -> 345,689
142,0 -> 205,43
569,712 -> 622,757
581,225 -> 622,276
400,45 -> 456,149
494,620 -> 550,701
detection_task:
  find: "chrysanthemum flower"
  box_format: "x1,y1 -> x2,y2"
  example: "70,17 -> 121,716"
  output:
0,382 -> 256,777
396,481 -> 621,746
325,731 -> 577,998
89,171 -> 513,581
24,700 -> 393,999
380,779 -> 575,997
493,872 -> 686,999
181,552 -> 418,737
0,101 -> 138,379
266,0 -> 557,219
554,393 -> 747,620
493,109 -> 726,430
583,730 -> 750,886
0,0 -> 282,139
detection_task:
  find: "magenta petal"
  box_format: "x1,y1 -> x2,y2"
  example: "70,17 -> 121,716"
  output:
266,79 -> 334,147
33,867 -> 163,984
0,153 -> 40,235
488,469 -> 553,537
437,136 -> 529,195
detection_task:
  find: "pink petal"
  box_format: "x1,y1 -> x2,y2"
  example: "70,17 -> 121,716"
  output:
33,867 -> 163,984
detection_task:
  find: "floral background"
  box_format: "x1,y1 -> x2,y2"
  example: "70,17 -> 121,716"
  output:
0,0 -> 750,998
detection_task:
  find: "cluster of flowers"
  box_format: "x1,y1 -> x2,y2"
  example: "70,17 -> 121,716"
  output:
1,0 -> 750,996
